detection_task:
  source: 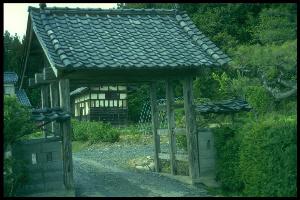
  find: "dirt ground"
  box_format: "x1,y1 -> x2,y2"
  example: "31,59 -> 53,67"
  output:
73,143 -> 209,197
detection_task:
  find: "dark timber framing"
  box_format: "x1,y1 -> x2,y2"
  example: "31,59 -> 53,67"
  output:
183,76 -> 200,183
59,79 -> 74,189
166,80 -> 177,175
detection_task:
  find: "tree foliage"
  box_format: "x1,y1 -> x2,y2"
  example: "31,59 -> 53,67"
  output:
4,96 -> 36,151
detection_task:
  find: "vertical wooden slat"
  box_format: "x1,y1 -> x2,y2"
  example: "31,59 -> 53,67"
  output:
166,80 -> 177,175
59,79 -> 74,190
50,82 -> 60,136
41,85 -> 50,137
183,76 -> 200,184
150,82 -> 161,172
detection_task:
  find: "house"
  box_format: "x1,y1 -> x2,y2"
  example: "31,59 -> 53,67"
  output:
70,85 -> 128,124
4,72 -> 31,107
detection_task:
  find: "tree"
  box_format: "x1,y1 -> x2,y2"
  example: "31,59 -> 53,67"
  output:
3,31 -> 24,78
232,4 -> 297,101
4,96 -> 36,151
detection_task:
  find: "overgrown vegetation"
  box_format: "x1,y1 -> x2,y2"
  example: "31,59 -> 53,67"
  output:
71,119 -> 120,144
4,96 -> 36,196
213,114 -> 296,197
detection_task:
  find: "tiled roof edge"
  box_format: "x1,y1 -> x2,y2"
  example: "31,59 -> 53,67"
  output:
29,13 -> 65,69
28,6 -> 182,15
175,12 -> 231,66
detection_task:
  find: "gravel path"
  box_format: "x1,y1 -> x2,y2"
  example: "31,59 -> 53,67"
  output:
73,143 -> 209,197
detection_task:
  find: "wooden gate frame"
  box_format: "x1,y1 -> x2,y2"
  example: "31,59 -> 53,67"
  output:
29,67 -> 201,188
150,76 -> 200,184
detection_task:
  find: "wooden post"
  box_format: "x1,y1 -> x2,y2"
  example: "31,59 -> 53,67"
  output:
150,82 -> 161,172
183,76 -> 200,184
50,82 -> 60,137
166,80 -> 177,175
41,85 -> 50,137
59,79 -> 74,190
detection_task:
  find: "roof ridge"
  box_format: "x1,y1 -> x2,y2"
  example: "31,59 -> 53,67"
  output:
28,6 -> 182,15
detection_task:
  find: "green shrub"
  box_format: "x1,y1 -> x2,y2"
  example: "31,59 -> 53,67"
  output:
213,126 -> 244,192
239,114 -> 296,197
4,158 -> 28,197
4,96 -> 35,196
245,86 -> 273,114
176,135 -> 187,151
71,119 -> 120,143
4,96 -> 36,150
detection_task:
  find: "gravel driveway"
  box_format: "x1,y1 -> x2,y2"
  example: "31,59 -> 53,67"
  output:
73,143 -> 209,197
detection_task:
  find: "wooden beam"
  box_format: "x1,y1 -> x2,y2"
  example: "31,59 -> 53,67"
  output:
35,73 -> 51,85
43,67 -> 57,81
166,80 -> 177,175
159,153 -> 188,162
59,79 -> 74,190
150,82 -> 161,172
183,76 -> 200,184
50,82 -> 60,136
158,103 -> 184,111
157,128 -> 186,136
19,21 -> 33,90
28,78 -> 36,87
41,85 -> 51,137
35,73 -> 44,84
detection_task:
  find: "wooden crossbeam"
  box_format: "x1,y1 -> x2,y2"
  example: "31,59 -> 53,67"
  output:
28,78 -> 36,87
157,103 -> 184,111
159,153 -> 188,162
35,73 -> 44,84
43,67 -> 57,81
157,128 -> 186,135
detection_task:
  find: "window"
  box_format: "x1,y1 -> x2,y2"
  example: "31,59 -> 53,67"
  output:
91,100 -> 95,107
95,101 -> 99,107
100,100 -> 104,107
123,100 -> 127,107
98,93 -> 105,99
119,100 -> 123,107
91,93 -> 98,99
84,94 -> 89,100
109,86 -> 117,91
114,100 -> 118,107
91,87 -> 99,91
85,102 -> 89,115
120,93 -> 127,99
32,153 -> 37,165
100,86 -> 108,91
109,100 -> 114,107
118,86 -> 126,91
105,100 -> 109,107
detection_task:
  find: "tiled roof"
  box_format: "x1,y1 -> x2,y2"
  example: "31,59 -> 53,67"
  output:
28,7 -> 231,71
4,72 -> 18,84
195,99 -> 251,114
16,89 -> 32,107
70,87 -> 88,96
31,107 -> 71,122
